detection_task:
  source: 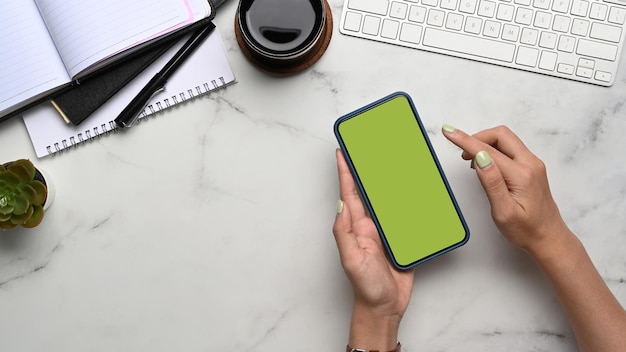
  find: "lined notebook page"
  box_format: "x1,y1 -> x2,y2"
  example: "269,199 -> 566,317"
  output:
23,29 -> 236,158
35,0 -> 204,77
0,1 -> 69,116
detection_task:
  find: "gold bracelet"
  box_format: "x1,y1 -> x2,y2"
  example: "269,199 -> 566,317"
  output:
346,341 -> 401,352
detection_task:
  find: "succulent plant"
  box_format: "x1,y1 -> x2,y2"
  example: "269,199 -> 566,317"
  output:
0,159 -> 48,230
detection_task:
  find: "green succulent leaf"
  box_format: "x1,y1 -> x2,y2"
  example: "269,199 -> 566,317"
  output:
0,219 -> 17,230
8,160 -> 36,180
0,170 -> 20,185
0,199 -> 14,215
7,163 -> 33,182
29,181 -> 47,206
22,205 -> 43,228
21,184 -> 38,204
10,206 -> 34,225
0,211 -> 11,222
11,194 -> 30,215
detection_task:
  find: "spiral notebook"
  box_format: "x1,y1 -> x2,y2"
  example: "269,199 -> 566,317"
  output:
22,27 -> 236,158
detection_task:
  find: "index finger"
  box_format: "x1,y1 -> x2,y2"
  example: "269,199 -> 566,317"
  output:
442,126 -> 516,169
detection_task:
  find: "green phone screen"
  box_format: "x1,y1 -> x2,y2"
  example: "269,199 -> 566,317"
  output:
335,93 -> 468,269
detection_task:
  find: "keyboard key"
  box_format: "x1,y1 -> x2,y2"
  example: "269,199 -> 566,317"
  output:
409,5 -> 427,22
608,6 -> 626,24
422,0 -> 439,6
576,66 -> 593,77
363,15 -> 382,34
570,0 -> 589,16
570,18 -> 589,35
465,16 -> 483,33
589,3 -> 608,20
539,51 -> 558,70
520,27 -> 539,44
483,20 -> 502,37
514,0 -> 531,6
382,19 -> 400,38
516,46 -> 539,66
533,0 -> 550,10
576,38 -> 618,60
400,22 -> 424,43
502,23 -> 521,41
578,58 -> 595,68
496,3 -> 515,20
348,0 -> 389,15
552,0 -> 570,13
515,7 -> 533,25
557,63 -> 575,74
343,12 -> 363,31
539,31 -> 557,48
594,70 -> 612,82
427,9 -> 446,26
557,35 -> 576,52
534,11 -> 552,28
441,0 -> 459,10
478,0 -> 497,17
459,0 -> 478,13
589,22 -> 622,42
422,27 -> 516,61
390,2 -> 409,19
446,13 -> 465,30
553,15 -> 571,32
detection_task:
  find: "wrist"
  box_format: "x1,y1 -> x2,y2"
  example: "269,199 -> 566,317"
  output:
525,224 -> 577,264
348,303 -> 402,352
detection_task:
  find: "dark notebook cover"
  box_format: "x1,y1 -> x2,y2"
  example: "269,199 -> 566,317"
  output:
51,20 -> 216,126
50,40 -> 177,126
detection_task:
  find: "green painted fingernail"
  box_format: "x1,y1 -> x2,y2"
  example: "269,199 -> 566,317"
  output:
336,200 -> 344,214
475,151 -> 492,169
442,124 -> 456,133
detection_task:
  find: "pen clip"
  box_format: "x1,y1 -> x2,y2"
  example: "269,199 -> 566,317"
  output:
121,86 -> 166,128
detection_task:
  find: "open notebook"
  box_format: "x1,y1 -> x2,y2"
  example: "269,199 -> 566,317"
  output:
22,28 -> 236,158
0,0 -> 212,119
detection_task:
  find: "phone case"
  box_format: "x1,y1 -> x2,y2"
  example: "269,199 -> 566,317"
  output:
334,92 -> 469,269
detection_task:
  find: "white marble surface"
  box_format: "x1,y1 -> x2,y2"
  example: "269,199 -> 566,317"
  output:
1,1 -> 625,351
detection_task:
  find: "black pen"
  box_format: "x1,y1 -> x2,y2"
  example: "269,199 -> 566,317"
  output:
114,23 -> 214,129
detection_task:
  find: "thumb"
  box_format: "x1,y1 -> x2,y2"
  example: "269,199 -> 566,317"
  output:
332,200 -> 359,260
473,151 -> 516,212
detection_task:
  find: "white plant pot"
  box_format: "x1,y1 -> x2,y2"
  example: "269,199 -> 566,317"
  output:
35,167 -> 54,211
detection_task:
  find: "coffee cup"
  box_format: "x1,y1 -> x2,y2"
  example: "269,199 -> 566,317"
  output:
235,0 -> 333,75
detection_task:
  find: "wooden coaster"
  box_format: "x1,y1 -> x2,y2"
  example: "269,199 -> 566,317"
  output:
235,0 -> 333,75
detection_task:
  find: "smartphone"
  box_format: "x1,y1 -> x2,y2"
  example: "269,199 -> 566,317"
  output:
334,92 -> 469,270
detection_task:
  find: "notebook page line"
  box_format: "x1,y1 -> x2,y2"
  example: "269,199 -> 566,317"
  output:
86,0 -> 204,69
0,1 -> 69,114
34,0 -> 193,77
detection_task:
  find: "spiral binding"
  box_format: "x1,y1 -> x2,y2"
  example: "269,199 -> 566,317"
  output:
46,76 -> 227,156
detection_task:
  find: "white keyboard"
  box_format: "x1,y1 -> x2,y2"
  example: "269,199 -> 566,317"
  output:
340,0 -> 626,86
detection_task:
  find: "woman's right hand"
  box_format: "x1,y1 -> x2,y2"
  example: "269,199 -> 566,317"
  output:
442,125 -> 626,352
441,125 -> 569,254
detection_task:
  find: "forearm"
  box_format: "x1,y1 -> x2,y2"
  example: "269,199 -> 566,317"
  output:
528,228 -> 626,352
349,303 -> 401,351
